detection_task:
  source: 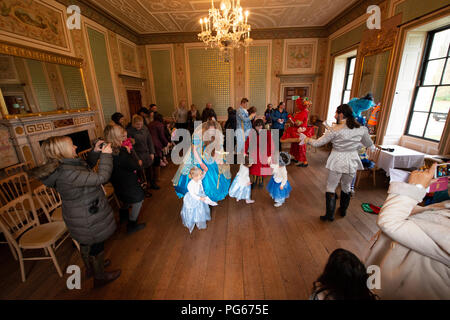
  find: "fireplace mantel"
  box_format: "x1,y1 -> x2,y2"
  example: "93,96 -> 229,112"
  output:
1,111 -> 97,165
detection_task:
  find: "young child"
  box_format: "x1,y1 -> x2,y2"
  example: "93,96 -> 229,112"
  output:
229,156 -> 255,204
181,167 -> 217,233
266,151 -> 292,207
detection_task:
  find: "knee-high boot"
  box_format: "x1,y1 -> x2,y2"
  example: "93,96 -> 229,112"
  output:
320,192 -> 336,221
81,245 -> 111,278
91,251 -> 121,288
339,191 -> 351,217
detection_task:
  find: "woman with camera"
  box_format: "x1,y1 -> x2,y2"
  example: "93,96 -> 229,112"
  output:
103,124 -> 146,235
30,136 -> 121,288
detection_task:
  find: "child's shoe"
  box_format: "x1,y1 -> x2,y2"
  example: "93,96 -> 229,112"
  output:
274,202 -> 283,207
245,199 -> 255,204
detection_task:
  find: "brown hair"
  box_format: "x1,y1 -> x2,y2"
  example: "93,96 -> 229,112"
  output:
241,97 -> 249,104
200,119 -> 222,157
248,106 -> 256,115
41,136 -> 74,160
336,104 -> 360,129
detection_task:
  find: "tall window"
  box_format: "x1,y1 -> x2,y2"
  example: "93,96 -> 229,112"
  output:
406,26 -> 450,141
341,56 -> 356,104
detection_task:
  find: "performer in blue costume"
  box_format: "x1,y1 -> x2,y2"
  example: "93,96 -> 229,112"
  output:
172,119 -> 231,202
347,93 -> 375,126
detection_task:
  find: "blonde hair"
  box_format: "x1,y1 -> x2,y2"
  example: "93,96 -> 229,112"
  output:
188,166 -> 202,179
132,114 -> 144,126
42,136 -> 74,160
104,124 -> 125,152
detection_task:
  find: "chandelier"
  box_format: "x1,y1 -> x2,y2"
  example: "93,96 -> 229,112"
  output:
198,0 -> 252,60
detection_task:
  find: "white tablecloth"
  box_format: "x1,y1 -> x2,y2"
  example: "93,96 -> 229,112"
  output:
377,145 -> 425,176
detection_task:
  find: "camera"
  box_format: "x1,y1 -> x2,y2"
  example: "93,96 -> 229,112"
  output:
93,138 -> 106,150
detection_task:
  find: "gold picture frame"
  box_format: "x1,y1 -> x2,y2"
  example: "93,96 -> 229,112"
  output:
0,41 -> 90,119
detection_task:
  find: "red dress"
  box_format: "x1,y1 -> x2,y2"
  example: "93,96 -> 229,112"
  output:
281,98 -> 314,163
245,129 -> 273,177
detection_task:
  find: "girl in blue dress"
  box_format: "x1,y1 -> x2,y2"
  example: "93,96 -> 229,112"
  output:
266,151 -> 292,207
229,155 -> 254,204
173,119 -> 231,202
181,167 -> 217,233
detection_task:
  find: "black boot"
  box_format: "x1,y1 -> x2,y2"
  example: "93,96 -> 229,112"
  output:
127,220 -> 146,234
339,191 -> 351,217
81,245 -> 111,278
119,209 -> 129,224
320,192 -> 336,221
91,251 -> 121,288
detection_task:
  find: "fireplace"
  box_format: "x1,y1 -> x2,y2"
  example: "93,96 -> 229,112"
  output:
0,111 -> 97,165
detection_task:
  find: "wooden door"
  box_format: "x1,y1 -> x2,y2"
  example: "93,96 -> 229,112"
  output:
284,87 -> 309,114
127,90 -> 142,116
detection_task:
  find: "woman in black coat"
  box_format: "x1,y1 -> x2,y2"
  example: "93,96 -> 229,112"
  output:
30,136 -> 120,288
104,124 -> 146,234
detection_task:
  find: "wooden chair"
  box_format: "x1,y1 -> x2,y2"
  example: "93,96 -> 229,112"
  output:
356,145 -> 382,188
307,126 -> 319,153
4,161 -> 35,177
0,194 -> 67,282
33,185 -> 80,251
0,172 -> 31,206
77,148 -> 91,161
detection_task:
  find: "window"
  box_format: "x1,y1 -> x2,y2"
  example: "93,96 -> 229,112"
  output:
341,56 -> 356,104
406,26 -> 450,141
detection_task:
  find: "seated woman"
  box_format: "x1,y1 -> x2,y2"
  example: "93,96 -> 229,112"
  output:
173,119 -> 231,202
365,163 -> 450,299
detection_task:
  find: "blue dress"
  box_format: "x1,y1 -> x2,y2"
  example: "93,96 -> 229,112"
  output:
229,165 -> 251,201
266,165 -> 292,203
173,133 -> 231,202
181,180 -> 211,233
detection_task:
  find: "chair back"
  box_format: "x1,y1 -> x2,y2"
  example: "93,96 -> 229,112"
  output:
0,194 -> 39,247
0,172 -> 31,207
367,145 -> 382,165
4,161 -> 35,177
33,185 -> 62,222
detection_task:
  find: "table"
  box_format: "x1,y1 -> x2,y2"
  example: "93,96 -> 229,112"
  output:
377,145 -> 426,176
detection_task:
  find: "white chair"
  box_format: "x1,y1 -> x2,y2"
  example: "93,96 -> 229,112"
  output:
0,193 -> 68,282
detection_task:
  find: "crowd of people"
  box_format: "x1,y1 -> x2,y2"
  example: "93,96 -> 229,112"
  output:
28,95 -> 449,299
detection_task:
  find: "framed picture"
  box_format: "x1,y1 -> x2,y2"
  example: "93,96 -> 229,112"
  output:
283,39 -> 318,74
118,38 -> 139,76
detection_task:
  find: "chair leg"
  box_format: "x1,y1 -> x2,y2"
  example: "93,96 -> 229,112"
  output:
114,194 -> 120,209
6,240 -> 18,261
47,246 -> 63,277
372,169 -> 376,186
356,171 -> 361,188
18,249 -> 26,282
73,239 -> 80,251
44,247 -> 49,256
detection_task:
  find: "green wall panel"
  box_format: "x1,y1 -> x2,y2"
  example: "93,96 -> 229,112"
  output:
26,59 -> 54,112
150,50 -> 174,117
59,65 -> 88,109
248,46 -> 268,115
87,27 -> 117,125
188,48 -> 231,117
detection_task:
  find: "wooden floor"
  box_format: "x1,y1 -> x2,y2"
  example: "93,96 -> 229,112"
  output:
0,149 -> 390,300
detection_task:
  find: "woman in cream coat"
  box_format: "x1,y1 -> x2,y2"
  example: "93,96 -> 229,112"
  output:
365,163 -> 450,299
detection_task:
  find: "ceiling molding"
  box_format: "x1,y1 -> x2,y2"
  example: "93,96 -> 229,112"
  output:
138,27 -> 328,45
325,0 -> 386,35
55,0 -> 139,42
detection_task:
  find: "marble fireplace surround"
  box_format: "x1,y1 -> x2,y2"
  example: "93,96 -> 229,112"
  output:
0,111 -> 97,165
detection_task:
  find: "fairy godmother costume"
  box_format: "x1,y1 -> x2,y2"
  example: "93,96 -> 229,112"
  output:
172,120 -> 231,202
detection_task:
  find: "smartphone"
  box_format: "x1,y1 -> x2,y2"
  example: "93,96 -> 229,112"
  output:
434,163 -> 450,179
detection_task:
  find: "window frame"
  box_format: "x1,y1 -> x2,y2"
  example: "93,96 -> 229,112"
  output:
404,25 -> 450,142
341,56 -> 356,105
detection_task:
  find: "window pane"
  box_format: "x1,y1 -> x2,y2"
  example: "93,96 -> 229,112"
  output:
346,74 -> 353,90
424,113 -> 447,141
423,59 -> 445,85
443,60 -> 450,84
414,86 -> 435,112
349,58 -> 356,73
407,112 -> 428,137
429,29 -> 450,59
431,85 -> 450,113
343,90 -> 350,103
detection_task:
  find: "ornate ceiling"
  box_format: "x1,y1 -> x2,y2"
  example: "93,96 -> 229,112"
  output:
84,0 -> 360,34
